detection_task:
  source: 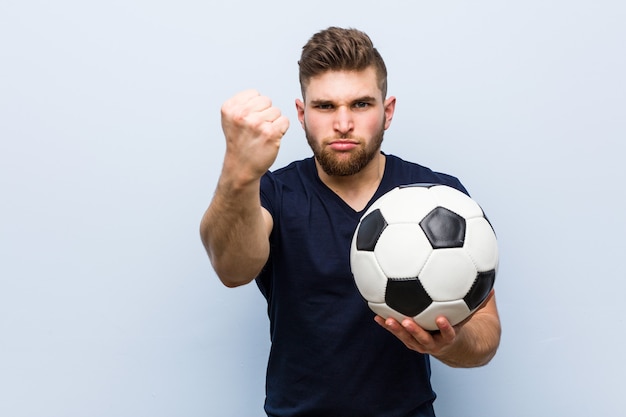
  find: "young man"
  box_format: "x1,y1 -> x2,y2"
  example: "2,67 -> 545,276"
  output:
201,27 -> 501,417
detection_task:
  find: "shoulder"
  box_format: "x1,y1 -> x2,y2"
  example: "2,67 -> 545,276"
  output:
260,157 -> 316,211
262,157 -> 315,184
384,153 -> 469,195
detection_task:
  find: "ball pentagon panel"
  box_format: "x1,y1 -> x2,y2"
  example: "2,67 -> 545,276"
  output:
464,270 -> 496,311
385,278 -> 432,317
419,207 -> 466,249
368,301 -> 411,324
355,209 -> 387,252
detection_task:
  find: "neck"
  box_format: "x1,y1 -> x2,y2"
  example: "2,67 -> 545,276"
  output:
317,152 -> 386,211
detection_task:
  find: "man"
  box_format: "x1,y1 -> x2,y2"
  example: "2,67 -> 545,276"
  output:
201,27 -> 501,417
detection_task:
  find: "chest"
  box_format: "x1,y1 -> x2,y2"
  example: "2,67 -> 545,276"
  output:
271,189 -> 361,284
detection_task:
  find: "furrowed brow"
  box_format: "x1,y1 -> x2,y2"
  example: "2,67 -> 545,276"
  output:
308,96 -> 378,106
353,95 -> 377,104
309,99 -> 333,106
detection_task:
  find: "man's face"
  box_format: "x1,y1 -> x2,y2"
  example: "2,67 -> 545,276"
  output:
296,67 -> 395,177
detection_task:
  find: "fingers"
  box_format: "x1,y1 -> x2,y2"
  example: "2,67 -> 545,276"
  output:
273,114 -> 290,136
259,106 -> 290,136
374,316 -> 428,353
226,89 -> 266,111
259,105 -> 281,122
222,89 -> 289,137
219,90 -> 290,182
374,315 -> 456,355
224,90 -> 278,121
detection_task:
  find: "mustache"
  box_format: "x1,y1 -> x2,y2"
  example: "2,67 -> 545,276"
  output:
328,134 -> 359,141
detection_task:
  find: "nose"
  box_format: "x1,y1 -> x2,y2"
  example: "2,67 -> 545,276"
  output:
333,106 -> 354,136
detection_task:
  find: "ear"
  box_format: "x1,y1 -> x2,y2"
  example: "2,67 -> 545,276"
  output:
383,96 -> 396,130
295,98 -> 306,128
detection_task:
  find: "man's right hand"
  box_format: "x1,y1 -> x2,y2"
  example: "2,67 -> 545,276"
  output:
220,90 -> 290,185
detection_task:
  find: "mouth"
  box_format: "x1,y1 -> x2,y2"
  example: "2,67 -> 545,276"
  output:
328,139 -> 359,152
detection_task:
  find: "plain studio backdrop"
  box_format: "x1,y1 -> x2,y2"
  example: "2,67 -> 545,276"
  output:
1,1 -> 624,416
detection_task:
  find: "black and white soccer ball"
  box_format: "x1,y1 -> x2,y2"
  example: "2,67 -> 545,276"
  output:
350,183 -> 498,331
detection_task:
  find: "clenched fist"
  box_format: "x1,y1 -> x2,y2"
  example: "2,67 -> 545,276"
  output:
220,90 -> 290,185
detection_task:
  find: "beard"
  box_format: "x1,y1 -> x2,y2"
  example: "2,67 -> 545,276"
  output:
305,124 -> 385,177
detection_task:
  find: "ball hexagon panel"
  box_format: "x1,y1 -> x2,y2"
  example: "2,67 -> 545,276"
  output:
374,223 -> 432,279
350,250 -> 388,304
464,217 -> 499,272
375,186 -> 438,224
418,248 -> 478,301
414,299 -> 473,331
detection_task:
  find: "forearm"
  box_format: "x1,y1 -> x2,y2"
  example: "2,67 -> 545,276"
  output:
434,294 -> 501,368
201,90 -> 288,286
200,175 -> 270,287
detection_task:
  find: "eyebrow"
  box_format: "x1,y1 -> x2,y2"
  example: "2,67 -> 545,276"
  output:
309,96 -> 378,106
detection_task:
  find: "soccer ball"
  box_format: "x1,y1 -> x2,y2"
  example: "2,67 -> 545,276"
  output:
350,183 -> 498,331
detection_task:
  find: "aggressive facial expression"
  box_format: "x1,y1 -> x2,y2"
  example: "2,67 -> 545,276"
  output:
296,67 -> 395,176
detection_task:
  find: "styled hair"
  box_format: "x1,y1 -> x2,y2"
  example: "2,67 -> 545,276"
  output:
298,27 -> 388,99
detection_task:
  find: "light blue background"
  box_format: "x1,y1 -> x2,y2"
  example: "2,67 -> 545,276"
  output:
1,1 -> 625,416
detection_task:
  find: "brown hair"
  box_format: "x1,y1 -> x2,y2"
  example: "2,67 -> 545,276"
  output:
298,27 -> 388,99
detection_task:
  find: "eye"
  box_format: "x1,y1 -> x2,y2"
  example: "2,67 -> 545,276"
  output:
353,101 -> 370,109
315,103 -> 334,110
